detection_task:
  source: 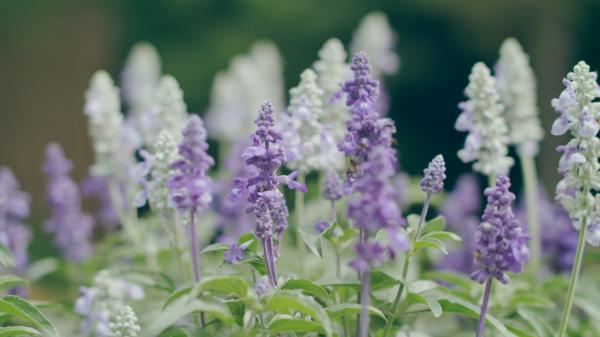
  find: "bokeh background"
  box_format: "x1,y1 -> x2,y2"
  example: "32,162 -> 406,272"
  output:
1,0 -> 599,205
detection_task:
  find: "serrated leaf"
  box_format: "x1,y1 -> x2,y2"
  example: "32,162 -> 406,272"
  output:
325,303 -> 386,321
0,244 -> 14,268
149,298 -> 233,336
0,296 -> 60,337
265,291 -> 333,337
281,279 -> 329,300
268,315 -> 325,334
0,276 -> 28,292
0,326 -> 41,336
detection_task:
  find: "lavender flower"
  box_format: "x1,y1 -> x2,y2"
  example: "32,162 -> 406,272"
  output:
0,167 -> 31,271
338,53 -> 397,188
229,101 -> 306,285
168,115 -> 214,213
439,174 -> 481,273
322,170 -> 344,202
471,176 -> 529,284
456,62 -> 514,177
81,175 -> 119,232
420,154 -> 446,195
224,244 -> 245,265
43,143 -> 94,262
551,61 -> 600,246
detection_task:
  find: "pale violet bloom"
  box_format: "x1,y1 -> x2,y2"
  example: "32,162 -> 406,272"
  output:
552,61 -> 600,246
205,41 -> 285,144
456,62 -> 514,177
281,69 -> 344,173
495,38 -> 543,156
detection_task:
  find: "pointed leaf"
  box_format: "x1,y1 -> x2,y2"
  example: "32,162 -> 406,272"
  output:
325,304 -> 386,321
0,326 -> 41,336
0,296 -> 60,337
265,291 -> 333,337
281,279 -> 329,300
0,276 -> 28,292
268,315 -> 325,334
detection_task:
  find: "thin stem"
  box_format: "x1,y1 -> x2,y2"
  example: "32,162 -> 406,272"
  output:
189,211 -> 205,327
382,193 -> 432,337
487,174 -> 497,188
262,237 -> 278,286
476,279 -> 493,337
295,173 -> 306,276
358,270 -> 371,337
558,215 -> 589,337
520,154 -> 540,274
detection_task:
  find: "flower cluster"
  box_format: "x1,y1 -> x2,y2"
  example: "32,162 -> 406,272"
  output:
168,116 -> 215,214
351,12 -> 399,79
43,143 -> 94,261
109,306 -> 140,337
420,154 -> 446,195
206,41 -> 285,143
75,270 -> 144,337
471,176 -> 529,284
551,61 -> 600,246
456,62 -> 514,177
323,169 -> 344,202
282,69 -> 343,172
495,38 -> 543,156
313,38 -> 352,140
0,167 -> 31,271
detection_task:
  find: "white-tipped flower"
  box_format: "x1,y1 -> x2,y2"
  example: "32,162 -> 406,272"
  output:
206,40 -> 285,143
282,69 -> 343,172
552,61 -> 600,246
85,71 -> 126,177
109,306 -> 140,337
313,38 -> 352,140
142,75 -> 188,146
121,42 -> 161,114
495,38 -> 543,156
351,12 -> 400,78
455,62 -> 514,176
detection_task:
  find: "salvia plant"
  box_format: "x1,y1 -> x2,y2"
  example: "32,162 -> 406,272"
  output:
2,11 -> 600,337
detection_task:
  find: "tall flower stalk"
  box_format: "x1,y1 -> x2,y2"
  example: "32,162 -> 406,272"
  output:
496,38 -> 544,272
383,155 -> 446,337
229,102 -> 306,286
551,61 -> 600,337
455,62 -> 513,184
472,176 -> 529,337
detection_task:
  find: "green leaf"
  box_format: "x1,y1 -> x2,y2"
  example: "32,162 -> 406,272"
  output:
281,279 -> 330,300
265,291 -> 333,337
371,271 -> 403,291
120,268 -> 175,293
242,256 -> 267,275
163,287 -> 193,310
0,296 -> 60,337
517,308 -> 551,337
421,216 -> 446,234
325,303 -> 386,321
0,326 -> 41,336
268,315 -> 325,334
197,275 -> 250,298
148,298 -> 233,336
421,230 -> 461,242
200,243 -> 229,255
506,293 -> 555,310
237,232 -> 259,253
406,214 -> 420,234
413,237 -> 448,255
406,292 -> 442,318
157,326 -> 190,337
422,271 -> 474,290
0,244 -> 14,268
299,229 -> 323,258
24,258 -> 58,282
0,276 -> 28,292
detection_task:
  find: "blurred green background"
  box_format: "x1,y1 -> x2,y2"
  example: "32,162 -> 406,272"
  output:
1,0 -> 599,203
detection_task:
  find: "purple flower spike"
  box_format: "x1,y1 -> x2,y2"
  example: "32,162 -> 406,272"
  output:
168,115 -> 214,213
471,176 -> 530,284
322,170 -> 344,201
342,52 -> 380,114
0,167 -> 31,272
420,154 -> 446,194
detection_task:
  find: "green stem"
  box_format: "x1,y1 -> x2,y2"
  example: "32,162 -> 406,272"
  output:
382,193 -> 431,337
557,215 -> 589,337
487,174 -> 497,188
520,154 -> 540,274
108,181 -> 140,250
295,173 -> 306,276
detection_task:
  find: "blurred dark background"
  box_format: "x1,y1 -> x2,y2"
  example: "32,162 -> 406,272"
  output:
1,0 -> 599,205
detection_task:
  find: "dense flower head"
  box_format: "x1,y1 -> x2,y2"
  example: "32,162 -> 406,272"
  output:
229,102 -> 306,240
313,38 -> 352,140
322,170 -> 344,201
551,61 -> 600,246
420,154 -> 446,194
439,174 -> 481,273
456,62 -> 514,176
471,176 -> 530,284
338,53 -> 397,189
495,38 -> 543,156
75,270 -> 144,337
43,143 -> 94,261
206,41 -> 285,143
0,167 -> 31,271
348,146 -> 408,272
109,305 -> 140,337
121,42 -> 161,115
282,69 -> 343,172
168,115 -> 214,213
350,12 -> 399,78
